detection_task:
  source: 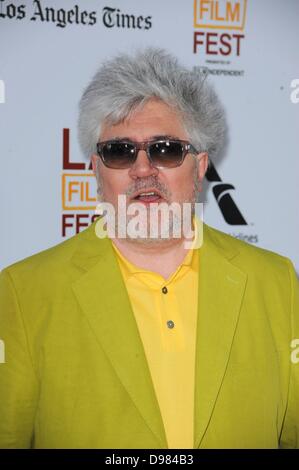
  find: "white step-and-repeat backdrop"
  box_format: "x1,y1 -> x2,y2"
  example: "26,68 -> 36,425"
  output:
0,0 -> 298,270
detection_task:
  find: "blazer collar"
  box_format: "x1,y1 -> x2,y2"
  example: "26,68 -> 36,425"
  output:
71,221 -> 247,449
71,223 -> 168,448
194,224 -> 247,447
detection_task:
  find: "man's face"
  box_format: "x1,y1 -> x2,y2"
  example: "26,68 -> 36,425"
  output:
91,99 -> 208,241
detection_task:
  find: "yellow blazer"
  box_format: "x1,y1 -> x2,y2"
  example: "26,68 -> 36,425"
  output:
0,222 -> 298,448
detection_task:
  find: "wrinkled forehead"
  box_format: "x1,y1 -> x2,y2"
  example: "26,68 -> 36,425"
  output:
99,98 -> 189,142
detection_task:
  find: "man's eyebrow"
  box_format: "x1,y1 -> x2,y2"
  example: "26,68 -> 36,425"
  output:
111,134 -> 181,142
150,134 -> 181,141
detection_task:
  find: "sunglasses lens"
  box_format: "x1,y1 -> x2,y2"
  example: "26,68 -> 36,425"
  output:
98,140 -> 188,169
149,141 -> 184,168
102,142 -> 136,169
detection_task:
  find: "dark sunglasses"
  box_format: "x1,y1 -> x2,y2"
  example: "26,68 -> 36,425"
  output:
96,139 -> 198,169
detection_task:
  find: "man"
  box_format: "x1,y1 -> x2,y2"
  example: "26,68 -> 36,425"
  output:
0,48 -> 298,449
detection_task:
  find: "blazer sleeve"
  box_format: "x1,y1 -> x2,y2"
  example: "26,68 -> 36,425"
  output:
0,269 -> 39,448
279,259 -> 299,449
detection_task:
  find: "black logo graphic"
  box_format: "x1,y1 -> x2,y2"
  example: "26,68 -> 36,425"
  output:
206,161 -> 247,225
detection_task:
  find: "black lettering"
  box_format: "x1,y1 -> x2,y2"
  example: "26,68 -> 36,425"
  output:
102,6 -> 151,30
56,9 -> 67,28
116,8 -> 121,27
0,1 -> 26,19
136,15 -> 143,29
144,16 -> 152,30
74,4 -> 79,24
31,0 -> 44,22
88,11 -> 96,26
122,14 -> 135,29
17,4 -> 25,19
0,0 -> 5,19
102,6 -> 115,28
67,9 -> 75,24
6,3 -> 16,19
46,7 -> 55,23
81,10 -> 88,25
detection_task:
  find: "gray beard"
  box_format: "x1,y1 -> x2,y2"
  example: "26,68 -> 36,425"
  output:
95,165 -> 201,245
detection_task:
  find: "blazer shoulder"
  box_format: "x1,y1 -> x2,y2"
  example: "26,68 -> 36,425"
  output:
204,223 -> 293,275
1,223 -> 97,283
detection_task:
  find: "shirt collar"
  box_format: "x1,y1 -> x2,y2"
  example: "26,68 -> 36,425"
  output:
111,215 -> 201,281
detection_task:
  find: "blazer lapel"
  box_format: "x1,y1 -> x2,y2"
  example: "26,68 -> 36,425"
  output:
194,225 -> 247,448
71,225 -> 167,448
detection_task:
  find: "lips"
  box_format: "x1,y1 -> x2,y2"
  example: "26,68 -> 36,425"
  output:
131,188 -> 164,204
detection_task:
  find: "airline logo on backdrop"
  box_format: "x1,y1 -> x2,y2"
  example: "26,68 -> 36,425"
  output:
61,128 -> 250,241
193,0 -> 247,77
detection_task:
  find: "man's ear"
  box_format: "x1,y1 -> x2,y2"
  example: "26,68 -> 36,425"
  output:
91,154 -> 98,173
197,152 -> 209,181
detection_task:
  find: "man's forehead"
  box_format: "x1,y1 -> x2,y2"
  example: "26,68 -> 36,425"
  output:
99,99 -> 188,142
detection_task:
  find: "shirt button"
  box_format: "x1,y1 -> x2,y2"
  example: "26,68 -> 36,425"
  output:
162,286 -> 168,294
167,320 -> 175,329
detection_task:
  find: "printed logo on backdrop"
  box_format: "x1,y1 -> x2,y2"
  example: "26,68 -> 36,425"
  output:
205,162 -> 258,244
0,1 -> 152,30
102,6 -> 152,29
193,0 -> 247,77
61,129 -> 98,237
192,1 -> 258,244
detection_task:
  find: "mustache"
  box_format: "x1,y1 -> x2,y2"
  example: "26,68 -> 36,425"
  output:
125,176 -> 171,200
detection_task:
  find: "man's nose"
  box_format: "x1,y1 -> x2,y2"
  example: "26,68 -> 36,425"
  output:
128,149 -> 159,179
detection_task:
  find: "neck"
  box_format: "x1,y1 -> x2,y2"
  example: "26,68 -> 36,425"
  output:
112,236 -> 191,279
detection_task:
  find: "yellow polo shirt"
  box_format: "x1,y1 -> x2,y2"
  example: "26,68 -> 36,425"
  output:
112,234 -> 199,449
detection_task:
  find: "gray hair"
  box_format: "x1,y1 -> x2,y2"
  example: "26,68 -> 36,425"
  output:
78,48 -> 226,160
